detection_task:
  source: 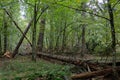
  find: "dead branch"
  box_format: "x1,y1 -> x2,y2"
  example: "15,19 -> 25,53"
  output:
71,68 -> 120,79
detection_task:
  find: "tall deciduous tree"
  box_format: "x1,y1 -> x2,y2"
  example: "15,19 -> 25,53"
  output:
81,2 -> 87,56
0,31 -> 2,54
107,2 -> 119,79
37,19 -> 45,52
31,0 -> 38,61
3,11 -> 8,53
107,0 -> 116,67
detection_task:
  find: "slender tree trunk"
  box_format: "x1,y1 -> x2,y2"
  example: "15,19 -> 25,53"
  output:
107,0 -> 116,67
81,2 -> 87,56
55,26 -> 62,52
81,25 -> 86,55
4,9 -> 32,47
32,3 -> 37,61
49,20 -> 54,51
107,0 -> 119,79
62,21 -> 67,52
0,33 -> 2,55
3,13 -> 7,53
37,19 -> 45,52
12,7 -> 48,58
55,33 -> 60,51
12,18 -> 34,58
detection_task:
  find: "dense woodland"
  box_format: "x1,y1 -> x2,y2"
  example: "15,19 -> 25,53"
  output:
0,0 -> 120,80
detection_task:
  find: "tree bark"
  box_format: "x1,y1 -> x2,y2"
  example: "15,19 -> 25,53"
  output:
37,52 -> 99,68
81,2 -> 87,56
0,33 -> 2,55
55,27 -> 62,52
107,1 -> 119,79
71,68 -> 120,79
37,19 -> 45,52
4,9 -> 32,47
12,18 -> 34,58
62,21 -> 67,52
49,20 -> 54,51
11,6 -> 48,58
3,12 -> 8,53
107,0 -> 116,67
32,3 -> 37,61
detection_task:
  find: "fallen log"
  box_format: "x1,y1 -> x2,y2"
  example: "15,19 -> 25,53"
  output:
37,52 -> 89,65
71,68 -> 120,79
37,52 -> 104,70
37,52 -> 120,67
37,52 -> 120,79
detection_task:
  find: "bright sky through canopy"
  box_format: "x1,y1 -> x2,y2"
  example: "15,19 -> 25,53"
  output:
98,0 -> 103,3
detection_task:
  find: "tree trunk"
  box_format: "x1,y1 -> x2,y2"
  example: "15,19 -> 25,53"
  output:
12,18 -> 34,58
4,9 -> 32,47
37,52 -> 89,66
11,6 -> 48,58
37,19 -> 45,52
3,13 -> 8,53
0,33 -> 2,55
81,2 -> 87,56
62,21 -> 67,52
32,3 -> 37,61
107,0 -> 116,67
55,27 -> 62,52
49,20 -> 54,51
107,0 -> 119,79
3,12 -> 8,53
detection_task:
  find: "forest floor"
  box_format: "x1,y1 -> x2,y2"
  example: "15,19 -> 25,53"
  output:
0,53 -> 120,80
0,56 -> 72,80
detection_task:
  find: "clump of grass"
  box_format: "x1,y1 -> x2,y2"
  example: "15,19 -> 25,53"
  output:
0,56 -> 72,80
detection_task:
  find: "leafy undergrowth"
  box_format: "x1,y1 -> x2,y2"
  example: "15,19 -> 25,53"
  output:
0,56 -> 72,80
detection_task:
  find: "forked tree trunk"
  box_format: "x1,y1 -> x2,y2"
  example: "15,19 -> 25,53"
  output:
37,19 -> 45,52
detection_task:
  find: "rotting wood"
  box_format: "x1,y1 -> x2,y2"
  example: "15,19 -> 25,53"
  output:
37,52 -> 120,79
37,52 -> 105,70
37,52 -> 88,65
2,51 -> 12,58
37,52 -> 120,66
71,68 -> 120,79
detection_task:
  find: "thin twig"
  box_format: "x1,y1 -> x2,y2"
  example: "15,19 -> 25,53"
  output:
112,0 -> 120,9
